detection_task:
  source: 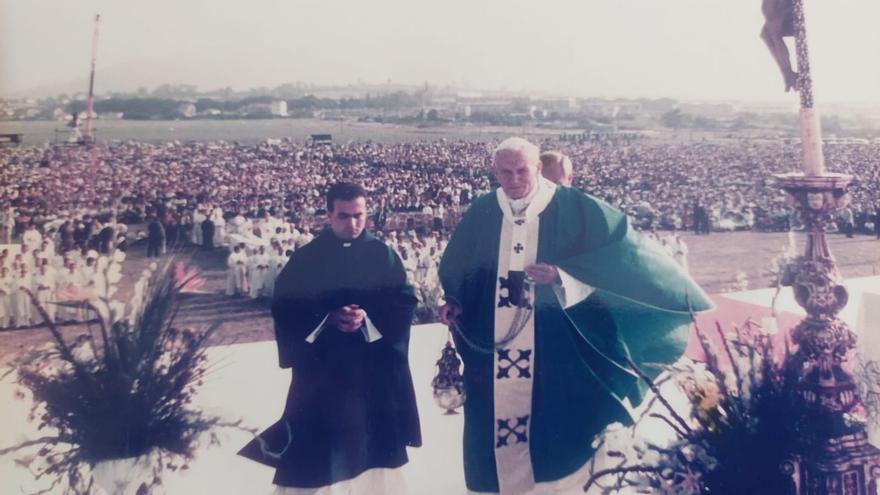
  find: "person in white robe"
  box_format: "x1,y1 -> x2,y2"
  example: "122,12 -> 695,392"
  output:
192,208 -> 206,245
56,261 -> 86,322
13,264 -> 34,327
81,256 -> 102,321
211,207 -> 226,247
229,212 -> 247,236
226,244 -> 249,296
21,223 -> 42,253
0,266 -> 13,327
34,263 -> 58,322
265,246 -> 287,298
39,236 -> 57,260
248,245 -> 271,299
386,231 -> 400,254
399,246 -> 417,285
415,245 -> 433,287
1,205 -> 14,244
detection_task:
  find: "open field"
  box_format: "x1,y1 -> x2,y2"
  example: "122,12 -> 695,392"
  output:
0,119 -> 578,145
1,230 -> 877,365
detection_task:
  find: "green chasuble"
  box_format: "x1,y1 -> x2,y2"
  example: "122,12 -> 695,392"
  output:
439,185 -> 713,493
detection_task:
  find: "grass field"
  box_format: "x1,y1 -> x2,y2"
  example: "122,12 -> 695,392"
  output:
0,118 -> 574,145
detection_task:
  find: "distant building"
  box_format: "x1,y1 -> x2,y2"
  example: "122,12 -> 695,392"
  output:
270,100 -> 288,117
582,100 -> 642,118
241,101 -> 288,117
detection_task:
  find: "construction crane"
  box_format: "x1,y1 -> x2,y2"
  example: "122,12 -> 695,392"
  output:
83,14 -> 100,144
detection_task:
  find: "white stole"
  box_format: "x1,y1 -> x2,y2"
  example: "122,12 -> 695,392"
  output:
492,178 -> 556,494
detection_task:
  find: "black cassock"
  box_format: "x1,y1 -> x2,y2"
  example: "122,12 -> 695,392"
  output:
238,230 -> 422,488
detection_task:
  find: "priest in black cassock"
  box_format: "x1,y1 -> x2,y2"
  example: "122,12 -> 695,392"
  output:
438,138 -> 713,494
239,182 -> 421,494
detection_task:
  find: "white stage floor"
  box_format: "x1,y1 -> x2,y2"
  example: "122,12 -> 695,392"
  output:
1,276 -> 878,494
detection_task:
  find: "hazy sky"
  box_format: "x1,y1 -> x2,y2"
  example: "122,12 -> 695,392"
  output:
2,0 -> 879,102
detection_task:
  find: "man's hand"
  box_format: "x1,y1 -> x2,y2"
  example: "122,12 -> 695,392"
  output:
437,303 -> 461,326
329,304 -> 366,333
525,263 -> 561,285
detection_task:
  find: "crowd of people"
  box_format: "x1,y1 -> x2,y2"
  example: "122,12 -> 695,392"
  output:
1,136 -> 878,328
218,212 -> 450,321
0,222 -> 126,328
2,137 -> 878,238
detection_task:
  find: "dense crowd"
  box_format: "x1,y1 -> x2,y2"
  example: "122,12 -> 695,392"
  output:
2,137 -> 878,237
1,137 -> 878,328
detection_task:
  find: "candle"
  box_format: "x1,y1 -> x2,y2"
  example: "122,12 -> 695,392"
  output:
800,107 -> 826,176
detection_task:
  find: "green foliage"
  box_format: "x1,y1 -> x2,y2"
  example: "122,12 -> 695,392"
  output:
4,257 -> 227,495
93,98 -> 182,120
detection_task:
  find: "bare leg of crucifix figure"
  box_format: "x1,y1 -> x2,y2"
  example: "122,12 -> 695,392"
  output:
761,0 -> 799,92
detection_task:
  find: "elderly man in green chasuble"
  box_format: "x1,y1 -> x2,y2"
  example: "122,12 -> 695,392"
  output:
437,137 -> 713,494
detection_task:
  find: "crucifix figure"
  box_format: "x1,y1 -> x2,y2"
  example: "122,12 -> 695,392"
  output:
761,0 -> 798,92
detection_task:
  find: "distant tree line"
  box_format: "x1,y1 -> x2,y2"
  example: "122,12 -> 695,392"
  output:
63,89 -> 434,120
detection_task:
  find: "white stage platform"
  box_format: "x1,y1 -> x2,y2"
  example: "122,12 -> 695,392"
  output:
1,276 -> 877,494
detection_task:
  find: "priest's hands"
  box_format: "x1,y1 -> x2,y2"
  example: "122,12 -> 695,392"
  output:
329,305 -> 365,333
525,263 -> 561,285
437,303 -> 461,326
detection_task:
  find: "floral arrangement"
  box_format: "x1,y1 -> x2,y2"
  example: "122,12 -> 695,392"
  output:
585,319 -> 814,495
1,252 -> 237,494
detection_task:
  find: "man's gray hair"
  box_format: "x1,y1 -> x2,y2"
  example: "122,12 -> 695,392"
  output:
493,137 -> 540,167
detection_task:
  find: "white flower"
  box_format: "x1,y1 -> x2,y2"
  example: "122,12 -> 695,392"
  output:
111,250 -> 126,263
598,422 -> 644,463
